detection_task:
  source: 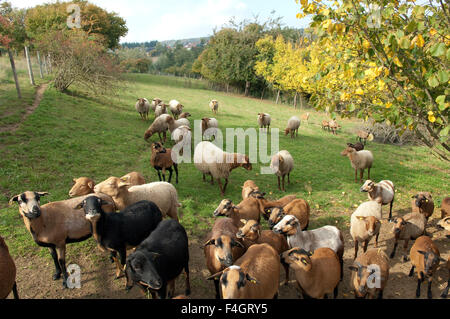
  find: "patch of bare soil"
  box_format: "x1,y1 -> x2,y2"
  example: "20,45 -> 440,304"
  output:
0,83 -> 48,133
6,214 -> 449,300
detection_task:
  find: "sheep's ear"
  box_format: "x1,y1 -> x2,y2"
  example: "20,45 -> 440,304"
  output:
232,240 -> 244,249
206,270 -> 224,281
73,178 -> 77,183
9,195 -> 20,205
417,250 -> 427,256
203,239 -> 215,248
36,192 -> 49,197
246,274 -> 259,284
88,181 -> 94,190
118,182 -> 131,188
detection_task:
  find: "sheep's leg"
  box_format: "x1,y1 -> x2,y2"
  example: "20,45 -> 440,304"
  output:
333,284 -> 339,299
210,174 -> 214,185
277,176 -> 281,190
214,279 -> 220,299
203,174 -> 206,182
167,167 -> 172,183
359,169 -> 364,183
367,167 -> 371,180
353,241 -> 359,260
217,179 -> 225,196
282,263 -> 290,285
222,178 -> 229,194
288,173 -> 291,184
402,240 -> 410,262
390,240 -> 398,259
282,175 -> 286,191
363,240 -> 369,253
416,272 -> 424,298
12,282 -> 19,299
354,169 -> 358,183
167,280 -> 175,299
374,233 -> 379,248
377,290 -> 383,299
173,164 -> 179,184
427,278 -> 433,299
184,264 -> 191,296
389,199 -> 394,222
409,265 -> 415,277
49,247 -> 62,280
156,169 -> 162,182
114,248 -> 127,279
441,279 -> 449,298
56,246 -> 68,288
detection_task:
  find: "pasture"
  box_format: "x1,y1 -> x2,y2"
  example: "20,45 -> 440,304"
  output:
0,58 -> 448,299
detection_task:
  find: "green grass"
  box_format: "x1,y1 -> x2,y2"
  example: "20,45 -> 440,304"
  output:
0,61 -> 448,261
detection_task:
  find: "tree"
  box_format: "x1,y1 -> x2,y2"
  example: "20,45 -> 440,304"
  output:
295,0 -> 449,160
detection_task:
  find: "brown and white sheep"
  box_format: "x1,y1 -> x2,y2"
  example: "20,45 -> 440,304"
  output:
0,236 -> 18,299
135,98 -> 150,120
285,116 -> 301,139
155,103 -> 168,118
144,114 -> 171,143
270,150 -> 294,192
341,146 -> 373,183
209,100 -> 219,114
179,112 -> 191,119
168,100 -> 184,119
257,113 -> 271,131
207,243 -> 280,299
281,247 -> 341,299
267,199 -> 310,230
151,98 -> 163,112
349,248 -> 390,299
360,179 -> 395,221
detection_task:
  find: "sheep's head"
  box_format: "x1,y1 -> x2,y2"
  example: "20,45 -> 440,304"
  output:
74,195 -> 112,222
360,180 -> 375,193
272,215 -> 299,236
268,207 -> 285,229
392,217 -> 408,236
240,155 -> 252,171
151,142 -> 167,154
437,217 -> 450,238
137,98 -> 146,106
347,142 -> 364,151
207,266 -> 259,299
281,248 -> 313,272
417,250 -> 445,278
69,177 -> 95,197
214,199 -> 235,217
341,146 -> 356,156
355,216 -> 381,237
94,176 -> 130,198
9,191 -> 49,220
144,128 -> 153,141
236,219 -> 260,241
203,235 -> 244,267
284,128 -> 291,136
125,250 -> 162,292
180,112 -> 191,118
349,261 -> 377,298
247,190 -> 265,200
412,192 -> 433,209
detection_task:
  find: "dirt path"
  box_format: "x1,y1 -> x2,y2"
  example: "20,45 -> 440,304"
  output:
0,83 -> 48,133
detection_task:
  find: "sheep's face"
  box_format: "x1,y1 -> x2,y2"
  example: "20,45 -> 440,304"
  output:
247,190 -> 265,200
10,191 -> 49,220
417,250 -> 444,278
137,98 -> 146,107
360,180 -> 375,193
392,217 -> 408,235
241,155 -> 252,171
74,196 -> 107,222
204,235 -> 243,267
356,216 -> 380,237
94,177 -> 124,198
236,220 -> 260,241
69,177 -> 95,197
214,200 -> 234,217
151,142 -> 166,154
437,217 -> 450,237
340,146 -> 356,156
220,266 -> 259,299
268,207 -> 285,229
349,262 -> 373,298
125,251 -> 162,292
284,128 -> 290,136
412,193 -> 433,209
180,112 -> 191,118
282,248 -> 313,272
272,215 -> 299,236
144,128 -> 153,141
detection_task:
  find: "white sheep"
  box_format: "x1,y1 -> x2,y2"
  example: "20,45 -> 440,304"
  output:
270,150 -> 294,192
144,114 -> 171,143
360,180 -> 395,221
169,100 -> 184,119
194,141 -> 252,196
166,116 -> 190,133
151,98 -> 163,112
94,178 -> 181,220
285,116 -> 301,139
171,125 -> 192,157
273,215 -> 344,280
210,100 -> 219,114
341,146 -> 373,183
155,103 -> 168,118
350,200 -> 382,259
201,118 -> 219,140
257,113 -> 271,131
135,98 -> 150,121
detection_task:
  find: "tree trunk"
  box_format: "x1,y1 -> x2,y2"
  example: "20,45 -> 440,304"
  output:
294,92 -> 298,109
25,46 -> 35,86
226,83 -> 229,93
36,51 -> 44,79
244,81 -> 250,97
276,90 -> 281,104
260,87 -> 266,100
300,92 -> 304,110
47,53 -> 52,73
8,48 -> 22,99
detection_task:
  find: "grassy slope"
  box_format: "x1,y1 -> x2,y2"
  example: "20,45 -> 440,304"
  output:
0,70 -> 448,264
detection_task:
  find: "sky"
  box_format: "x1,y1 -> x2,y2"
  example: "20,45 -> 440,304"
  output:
9,0 -> 311,43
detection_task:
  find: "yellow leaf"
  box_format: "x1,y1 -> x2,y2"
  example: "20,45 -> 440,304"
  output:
355,88 -> 364,95
414,34 -> 425,48
385,102 -> 392,108
428,114 -> 436,123
429,28 -> 437,36
393,56 -> 403,67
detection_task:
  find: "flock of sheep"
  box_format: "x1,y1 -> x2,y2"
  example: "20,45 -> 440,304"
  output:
0,95 -> 449,300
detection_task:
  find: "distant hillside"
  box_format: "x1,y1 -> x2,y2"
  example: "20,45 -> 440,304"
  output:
121,36 -> 210,50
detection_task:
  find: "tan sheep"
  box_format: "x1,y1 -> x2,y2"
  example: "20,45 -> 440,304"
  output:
341,146 -> 373,183
69,177 -> 95,197
0,236 -> 18,299
144,114 -> 170,143
349,248 -> 390,299
270,150 -> 294,191
281,247 -> 341,299
214,197 -> 262,227
119,172 -> 146,186
390,211 -> 426,261
267,199 -> 310,230
241,180 -> 260,200
284,116 -> 301,139
209,100 -> 219,114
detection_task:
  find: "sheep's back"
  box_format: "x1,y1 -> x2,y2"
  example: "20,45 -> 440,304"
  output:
287,117 -> 301,130
0,238 -> 16,299
127,182 -> 179,217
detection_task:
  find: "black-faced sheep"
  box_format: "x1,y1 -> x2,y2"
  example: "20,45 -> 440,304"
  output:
0,236 -> 18,299
341,146 -> 373,183
270,150 -> 294,192
125,220 -> 190,299
150,142 -> 178,184
75,196 -> 162,279
360,179 -> 395,221
135,98 -> 150,120
194,141 -> 252,196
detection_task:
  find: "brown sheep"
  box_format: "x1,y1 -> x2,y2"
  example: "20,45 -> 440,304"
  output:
347,142 -> 364,151
267,199 -> 310,230
390,212 -> 426,261
241,180 -> 260,200
412,192 -> 435,223
203,218 -> 245,299
328,120 -> 339,135
441,196 -> 450,219
441,257 -> 449,299
409,236 -> 445,299
0,236 -> 18,299
248,193 -> 298,220
349,248 -> 390,299
119,172 -> 146,186
437,216 -> 450,238
214,197 -> 262,227
236,219 -> 289,284
9,192 -> 116,288
69,177 -> 95,197
321,120 -> 329,131
350,216 -> 381,260
179,112 -> 191,119
281,247 -> 340,299
150,142 -> 178,184
207,243 -> 280,299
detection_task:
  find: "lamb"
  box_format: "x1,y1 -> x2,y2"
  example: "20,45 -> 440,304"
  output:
257,113 -> 271,131
9,191 -> 116,288
347,142 -> 364,151
301,113 -> 310,124
69,177 -> 95,197
236,219 -> 289,284
194,141 -> 252,196
144,114 -> 170,143
155,103 -> 168,118
273,215 -> 345,280
201,117 -> 219,140
207,243 -> 280,299
270,150 -> 294,191
350,200 -> 382,259
441,197 -> 450,219
241,180 -> 259,200
74,196 -> 162,279
209,100 -> 219,114
390,211 -> 426,261
94,178 -> 181,220
135,98 -> 150,120
203,218 -> 245,299
179,112 -> 191,119
214,197 -> 262,227
151,98 -> 163,112
285,116 -> 301,139
267,199 -> 310,230
412,192 -> 434,222
150,142 -> 179,184
166,116 -> 190,133
168,100 -> 184,119
340,146 -> 373,183
408,236 -> 445,299
360,180 -> 395,221
281,247 -> 341,299
348,248 -> 390,299
125,220 -> 190,299
0,236 -> 18,299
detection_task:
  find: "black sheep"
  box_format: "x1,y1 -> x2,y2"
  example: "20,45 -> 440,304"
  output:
125,219 -> 190,299
75,196 -> 163,279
